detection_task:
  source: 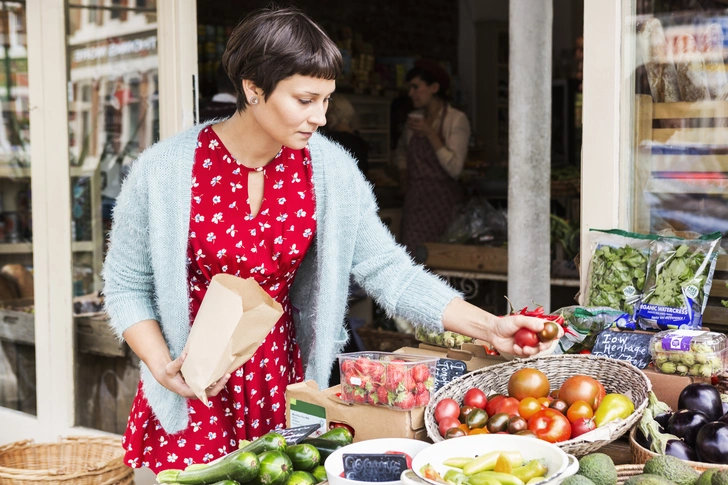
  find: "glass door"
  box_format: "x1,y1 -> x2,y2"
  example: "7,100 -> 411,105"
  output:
66,0 -> 159,434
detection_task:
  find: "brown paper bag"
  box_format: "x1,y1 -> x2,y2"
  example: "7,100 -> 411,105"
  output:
181,274 -> 283,404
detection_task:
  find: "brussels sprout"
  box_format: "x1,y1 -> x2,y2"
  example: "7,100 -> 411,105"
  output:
689,364 -> 701,376
699,364 -> 714,378
676,364 -> 689,375
669,352 -> 683,363
661,362 -> 677,374
695,353 -> 709,364
681,352 -> 696,366
655,353 -> 669,365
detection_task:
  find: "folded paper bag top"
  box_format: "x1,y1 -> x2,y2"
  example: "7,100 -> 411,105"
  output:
180,274 -> 284,404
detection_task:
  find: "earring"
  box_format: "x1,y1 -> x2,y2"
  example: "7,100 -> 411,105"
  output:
250,96 -> 259,105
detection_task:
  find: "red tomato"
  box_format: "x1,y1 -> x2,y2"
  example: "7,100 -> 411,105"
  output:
566,400 -> 594,424
495,397 -> 521,416
508,369 -> 550,400
438,416 -> 461,437
463,388 -> 488,410
434,398 -> 461,423
518,397 -> 543,420
485,395 -> 505,417
570,417 -> 596,439
559,375 -> 606,410
514,328 -> 540,348
527,409 -> 572,443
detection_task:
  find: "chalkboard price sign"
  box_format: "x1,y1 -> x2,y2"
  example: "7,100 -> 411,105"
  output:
434,358 -> 468,392
342,453 -> 408,482
591,330 -> 653,369
278,424 -> 320,445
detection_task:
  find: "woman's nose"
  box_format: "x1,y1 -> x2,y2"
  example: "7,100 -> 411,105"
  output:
310,104 -> 327,126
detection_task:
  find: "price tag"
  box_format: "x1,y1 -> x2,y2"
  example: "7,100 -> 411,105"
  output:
342,453 -> 408,482
591,330 -> 653,369
434,358 -> 467,392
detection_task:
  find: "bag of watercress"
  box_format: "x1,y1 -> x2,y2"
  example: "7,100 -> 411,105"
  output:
584,229 -> 656,315
637,232 -> 722,330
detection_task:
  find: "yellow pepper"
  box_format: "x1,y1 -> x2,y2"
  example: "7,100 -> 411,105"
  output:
594,393 -> 634,427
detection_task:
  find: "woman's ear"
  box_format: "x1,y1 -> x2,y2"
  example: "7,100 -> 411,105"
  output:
429,81 -> 440,96
241,79 -> 262,103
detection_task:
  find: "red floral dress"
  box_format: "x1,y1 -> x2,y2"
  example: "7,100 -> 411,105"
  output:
122,127 -> 316,473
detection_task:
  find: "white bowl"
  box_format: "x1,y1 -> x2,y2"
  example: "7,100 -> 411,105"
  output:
324,438 -> 431,485
410,435 -> 578,485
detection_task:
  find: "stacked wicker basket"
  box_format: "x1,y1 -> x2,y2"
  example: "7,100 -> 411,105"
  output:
0,436 -> 132,485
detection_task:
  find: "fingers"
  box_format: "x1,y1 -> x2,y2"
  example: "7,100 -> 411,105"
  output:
517,316 -> 547,332
166,352 -> 187,376
207,374 -> 231,397
168,375 -> 196,399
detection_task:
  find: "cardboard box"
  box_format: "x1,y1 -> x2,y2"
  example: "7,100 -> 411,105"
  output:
395,345 -> 506,372
286,380 -> 427,442
642,367 -> 710,411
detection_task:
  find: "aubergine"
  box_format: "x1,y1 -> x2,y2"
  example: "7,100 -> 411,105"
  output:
720,414 -> 728,425
665,439 -> 698,461
654,412 -> 673,431
667,410 -> 711,447
695,421 -> 728,464
678,384 -> 723,421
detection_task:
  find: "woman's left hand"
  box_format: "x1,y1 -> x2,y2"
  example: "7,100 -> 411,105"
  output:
406,116 -> 436,138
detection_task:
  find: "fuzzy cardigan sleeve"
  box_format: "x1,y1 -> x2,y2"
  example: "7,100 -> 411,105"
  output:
102,155 -> 160,339
348,169 -> 461,331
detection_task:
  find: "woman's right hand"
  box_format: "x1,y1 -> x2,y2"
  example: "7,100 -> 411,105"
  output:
150,353 -> 230,399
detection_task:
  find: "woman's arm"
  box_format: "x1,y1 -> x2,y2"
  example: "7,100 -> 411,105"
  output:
407,111 -> 470,179
123,320 -> 229,398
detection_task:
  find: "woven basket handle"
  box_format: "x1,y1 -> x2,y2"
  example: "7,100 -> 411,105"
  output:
0,439 -> 34,454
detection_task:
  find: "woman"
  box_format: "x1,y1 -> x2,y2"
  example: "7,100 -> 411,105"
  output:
103,7 -> 557,473
395,60 -> 471,255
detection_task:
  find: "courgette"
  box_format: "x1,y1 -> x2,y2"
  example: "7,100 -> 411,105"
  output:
241,432 -> 287,454
256,450 -> 293,485
311,466 -> 327,483
318,427 -> 353,445
286,471 -> 317,485
299,438 -> 343,461
156,451 -> 260,484
284,444 -> 320,472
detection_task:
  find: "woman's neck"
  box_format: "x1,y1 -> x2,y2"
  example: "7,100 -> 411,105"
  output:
212,110 -> 281,169
425,97 -> 444,121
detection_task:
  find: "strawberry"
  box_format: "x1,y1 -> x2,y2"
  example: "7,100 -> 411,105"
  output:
376,385 -> 391,406
367,391 -> 380,406
368,361 -> 387,384
341,359 -> 355,374
385,451 -> 413,469
423,376 -> 435,391
394,391 -> 415,410
354,357 -> 372,375
385,363 -> 406,392
353,387 -> 367,403
400,373 -> 417,393
411,364 -> 431,383
341,384 -> 355,401
343,369 -> 359,387
415,389 -> 430,407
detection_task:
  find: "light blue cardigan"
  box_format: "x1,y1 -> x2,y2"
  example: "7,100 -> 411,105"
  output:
102,122 -> 461,434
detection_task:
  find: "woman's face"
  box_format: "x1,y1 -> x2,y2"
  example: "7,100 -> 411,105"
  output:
408,76 -> 439,109
250,75 -> 335,150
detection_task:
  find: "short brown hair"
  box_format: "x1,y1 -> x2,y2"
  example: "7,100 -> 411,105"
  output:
222,6 -> 343,112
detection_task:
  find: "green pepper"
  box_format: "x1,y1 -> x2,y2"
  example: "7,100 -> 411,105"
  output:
594,394 -> 634,427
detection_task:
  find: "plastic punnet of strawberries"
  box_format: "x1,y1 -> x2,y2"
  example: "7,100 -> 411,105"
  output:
338,353 -> 437,410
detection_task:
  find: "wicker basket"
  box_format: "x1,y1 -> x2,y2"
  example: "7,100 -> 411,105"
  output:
354,325 -> 420,352
0,436 -> 133,485
629,427 -> 728,472
425,354 -> 652,456
616,464 -> 645,485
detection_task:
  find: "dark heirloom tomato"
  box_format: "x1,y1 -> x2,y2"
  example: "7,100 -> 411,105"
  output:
538,321 -> 560,342
528,409 -> 572,443
508,369 -> 550,400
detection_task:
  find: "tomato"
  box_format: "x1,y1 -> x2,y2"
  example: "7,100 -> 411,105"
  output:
514,328 -> 540,348
570,417 -> 596,439
508,369 -> 550,400
459,405 -> 476,423
485,395 -> 505,417
329,422 -> 355,438
468,427 -> 489,435
537,397 -> 551,408
518,397 -> 543,420
538,321 -> 560,342
434,398 -> 461,423
566,400 -> 594,424
558,375 -> 606,409
527,409 -> 572,443
549,399 -> 569,414
495,397 -> 521,416
463,388 -> 488,410
438,416 -> 461,437
457,423 -> 470,434
445,427 -> 468,439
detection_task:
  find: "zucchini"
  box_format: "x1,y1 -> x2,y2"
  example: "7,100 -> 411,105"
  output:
284,444 -> 320,472
318,427 -> 353,445
286,471 -> 317,485
156,451 -> 260,484
241,432 -> 287,455
256,450 -> 293,485
311,466 -> 327,483
299,438 -> 343,461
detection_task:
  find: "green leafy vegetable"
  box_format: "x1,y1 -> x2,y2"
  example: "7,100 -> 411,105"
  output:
642,244 -> 708,308
586,244 -> 648,313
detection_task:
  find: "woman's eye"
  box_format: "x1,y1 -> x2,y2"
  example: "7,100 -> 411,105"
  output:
299,99 -> 313,105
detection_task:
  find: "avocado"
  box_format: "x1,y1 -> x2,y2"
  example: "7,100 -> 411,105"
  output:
577,453 -> 617,485
624,474 -> 680,485
643,455 -> 700,485
711,471 -> 728,485
562,475 -> 596,485
697,469 -> 720,485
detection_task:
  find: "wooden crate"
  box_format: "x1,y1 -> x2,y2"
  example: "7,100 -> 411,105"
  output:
422,243 -> 508,273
